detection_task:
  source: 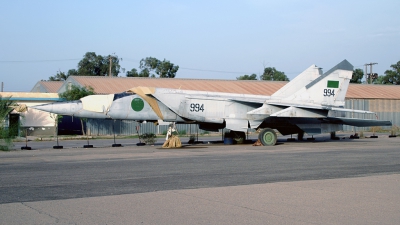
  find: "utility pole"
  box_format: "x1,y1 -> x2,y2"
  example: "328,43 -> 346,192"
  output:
364,64 -> 368,84
364,62 -> 378,84
109,55 -> 113,77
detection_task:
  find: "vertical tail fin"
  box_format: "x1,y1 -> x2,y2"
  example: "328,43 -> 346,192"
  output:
272,64 -> 322,98
281,60 -> 353,107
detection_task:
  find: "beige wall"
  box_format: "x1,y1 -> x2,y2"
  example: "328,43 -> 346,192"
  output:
1,92 -> 60,136
18,102 -> 55,127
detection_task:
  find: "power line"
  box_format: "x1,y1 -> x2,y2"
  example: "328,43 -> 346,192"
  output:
0,59 -> 80,63
0,57 -> 291,77
179,67 -> 256,75
0,58 -> 256,75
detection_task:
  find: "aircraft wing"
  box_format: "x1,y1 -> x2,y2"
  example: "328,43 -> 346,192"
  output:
264,103 -> 392,127
325,117 -> 392,127
266,102 -> 375,114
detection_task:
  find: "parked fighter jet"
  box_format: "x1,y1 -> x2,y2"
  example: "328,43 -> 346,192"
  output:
32,60 -> 392,145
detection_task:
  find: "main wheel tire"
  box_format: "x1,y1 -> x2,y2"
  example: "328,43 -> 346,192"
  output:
258,128 -> 277,146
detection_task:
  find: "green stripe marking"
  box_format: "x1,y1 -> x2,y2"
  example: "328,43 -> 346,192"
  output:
327,80 -> 339,88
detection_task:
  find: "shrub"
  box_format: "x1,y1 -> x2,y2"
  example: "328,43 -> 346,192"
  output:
391,126 -> 399,136
369,126 -> 384,133
0,96 -> 18,151
0,128 -> 13,151
141,133 -> 157,145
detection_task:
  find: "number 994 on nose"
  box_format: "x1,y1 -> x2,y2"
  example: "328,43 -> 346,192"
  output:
190,103 -> 204,112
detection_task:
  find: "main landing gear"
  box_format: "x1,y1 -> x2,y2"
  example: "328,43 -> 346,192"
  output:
258,128 -> 277,146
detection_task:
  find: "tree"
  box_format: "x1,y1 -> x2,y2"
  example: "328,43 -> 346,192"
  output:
351,69 -> 364,83
375,75 -> 385,84
126,68 -> 151,77
0,95 -> 18,150
68,69 -> 78,76
126,68 -> 139,77
140,68 -> 151,77
156,59 -> 179,78
59,85 -> 95,101
77,52 -> 105,76
237,74 -> 258,80
260,67 -> 289,81
48,69 -> 78,81
380,61 -> 400,85
49,71 -> 68,81
48,52 -> 121,81
77,52 -> 121,76
58,85 -> 95,136
138,57 -> 179,78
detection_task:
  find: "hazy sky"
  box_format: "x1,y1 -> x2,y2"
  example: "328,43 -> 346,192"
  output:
1,0 -> 399,92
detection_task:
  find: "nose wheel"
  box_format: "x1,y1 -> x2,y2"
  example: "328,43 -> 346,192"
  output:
258,128 -> 277,146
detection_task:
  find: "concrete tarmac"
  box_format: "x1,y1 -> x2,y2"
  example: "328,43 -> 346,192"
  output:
1,174 -> 399,225
2,132 -> 400,224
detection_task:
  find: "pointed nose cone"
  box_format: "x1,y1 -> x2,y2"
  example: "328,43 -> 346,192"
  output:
30,101 -> 83,115
31,101 -> 109,119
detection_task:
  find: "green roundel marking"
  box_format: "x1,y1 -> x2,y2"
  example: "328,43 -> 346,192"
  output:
131,98 -> 144,112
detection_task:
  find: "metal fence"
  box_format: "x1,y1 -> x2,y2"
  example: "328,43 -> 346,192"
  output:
343,99 -> 399,131
86,119 -> 214,136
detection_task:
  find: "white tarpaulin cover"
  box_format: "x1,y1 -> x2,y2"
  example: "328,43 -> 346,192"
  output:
81,94 -> 115,113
